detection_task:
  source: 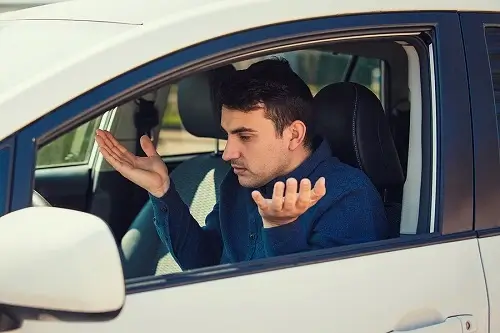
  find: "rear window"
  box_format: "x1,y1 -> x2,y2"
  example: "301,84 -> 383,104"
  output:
484,27 -> 500,142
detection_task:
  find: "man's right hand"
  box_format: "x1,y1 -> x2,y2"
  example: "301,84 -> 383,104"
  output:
95,129 -> 170,198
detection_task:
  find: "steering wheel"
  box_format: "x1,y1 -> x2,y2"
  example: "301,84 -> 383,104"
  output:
32,190 -> 51,207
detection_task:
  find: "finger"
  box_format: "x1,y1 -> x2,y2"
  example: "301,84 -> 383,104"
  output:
98,136 -> 126,164
100,146 -> 155,192
95,134 -> 107,148
311,177 -> 327,202
140,135 -> 159,157
98,129 -> 124,151
98,130 -> 120,153
101,143 -> 131,167
99,130 -> 136,165
95,130 -> 113,150
100,130 -> 132,155
251,190 -> 269,212
99,145 -> 129,172
271,181 -> 285,211
283,178 -> 298,210
296,178 -> 312,210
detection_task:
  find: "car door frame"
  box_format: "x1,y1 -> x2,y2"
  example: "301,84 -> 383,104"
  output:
460,12 -> 500,333
460,12 -> 500,232
2,10 -> 475,291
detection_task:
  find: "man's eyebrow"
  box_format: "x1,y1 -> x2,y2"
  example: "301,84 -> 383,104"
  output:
228,127 -> 257,134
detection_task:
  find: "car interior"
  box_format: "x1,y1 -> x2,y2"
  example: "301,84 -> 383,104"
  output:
32,35 -> 431,280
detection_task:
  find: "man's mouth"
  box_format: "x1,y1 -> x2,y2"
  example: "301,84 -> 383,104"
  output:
231,163 -> 244,168
232,165 -> 246,174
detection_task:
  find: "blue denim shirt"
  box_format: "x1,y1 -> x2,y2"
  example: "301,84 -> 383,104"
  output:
150,139 -> 388,271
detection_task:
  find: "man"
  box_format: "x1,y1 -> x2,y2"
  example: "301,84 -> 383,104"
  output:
95,58 -> 388,271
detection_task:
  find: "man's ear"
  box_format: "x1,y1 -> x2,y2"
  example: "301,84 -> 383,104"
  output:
287,120 -> 307,150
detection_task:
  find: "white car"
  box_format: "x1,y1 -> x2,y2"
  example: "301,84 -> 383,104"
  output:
0,0 -> 66,13
0,0 -> 499,332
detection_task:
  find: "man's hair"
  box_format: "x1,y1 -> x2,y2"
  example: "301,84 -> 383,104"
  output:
219,57 -> 315,149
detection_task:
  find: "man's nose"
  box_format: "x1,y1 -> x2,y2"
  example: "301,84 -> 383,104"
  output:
222,139 -> 240,161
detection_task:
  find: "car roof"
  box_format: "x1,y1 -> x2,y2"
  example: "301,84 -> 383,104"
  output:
1,0 -> 499,25
0,0 -> 205,25
0,0 -> 499,142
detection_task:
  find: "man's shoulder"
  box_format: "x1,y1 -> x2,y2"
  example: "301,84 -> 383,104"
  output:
313,157 -> 379,199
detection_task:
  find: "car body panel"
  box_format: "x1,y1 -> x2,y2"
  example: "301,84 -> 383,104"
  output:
1,0 -> 500,141
0,0 -> 497,332
14,239 -> 489,333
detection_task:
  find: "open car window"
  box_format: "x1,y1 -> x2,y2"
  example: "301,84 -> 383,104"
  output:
157,49 -> 383,156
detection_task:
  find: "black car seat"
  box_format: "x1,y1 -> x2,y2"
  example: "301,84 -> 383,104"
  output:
120,65 -> 234,279
313,82 -> 405,238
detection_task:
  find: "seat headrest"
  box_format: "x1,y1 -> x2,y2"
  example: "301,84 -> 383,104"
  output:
313,82 -> 404,189
177,65 -> 236,140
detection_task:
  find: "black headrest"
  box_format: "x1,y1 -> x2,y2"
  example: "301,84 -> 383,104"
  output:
313,82 -> 404,189
177,65 -> 236,139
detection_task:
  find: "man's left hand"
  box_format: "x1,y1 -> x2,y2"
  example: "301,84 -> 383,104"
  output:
251,177 -> 326,228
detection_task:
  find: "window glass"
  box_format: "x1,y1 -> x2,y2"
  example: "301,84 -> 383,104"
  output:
36,116 -> 102,168
233,50 -> 382,98
157,84 -> 217,156
350,57 -> 382,98
159,50 -> 384,155
0,143 -> 11,216
485,27 -> 500,142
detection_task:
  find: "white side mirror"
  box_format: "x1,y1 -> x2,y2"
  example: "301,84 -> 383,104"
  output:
0,207 -> 125,328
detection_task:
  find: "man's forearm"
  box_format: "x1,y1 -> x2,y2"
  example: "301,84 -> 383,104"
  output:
149,181 -> 222,270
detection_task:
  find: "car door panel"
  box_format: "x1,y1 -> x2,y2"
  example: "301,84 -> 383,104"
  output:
13,238 -> 488,332
477,235 -> 500,333
460,12 -> 500,333
34,165 -> 91,212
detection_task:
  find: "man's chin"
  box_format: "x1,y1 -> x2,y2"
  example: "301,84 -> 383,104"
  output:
236,174 -> 266,188
236,176 -> 255,188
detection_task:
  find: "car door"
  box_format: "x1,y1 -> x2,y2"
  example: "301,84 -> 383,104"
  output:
0,8 -> 489,333
460,12 -> 500,333
33,113 -> 109,212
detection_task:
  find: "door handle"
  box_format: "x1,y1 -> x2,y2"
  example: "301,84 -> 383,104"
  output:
392,315 -> 476,333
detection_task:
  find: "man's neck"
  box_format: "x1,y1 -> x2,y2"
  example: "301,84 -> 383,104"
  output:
280,145 -> 313,177
258,143 -> 318,195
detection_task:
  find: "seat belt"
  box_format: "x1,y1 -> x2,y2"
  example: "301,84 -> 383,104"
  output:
133,97 -> 159,157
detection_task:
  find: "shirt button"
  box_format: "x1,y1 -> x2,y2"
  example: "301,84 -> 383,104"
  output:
249,233 -> 256,240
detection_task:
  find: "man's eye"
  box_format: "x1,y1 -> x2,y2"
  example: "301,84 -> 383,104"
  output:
239,135 -> 251,141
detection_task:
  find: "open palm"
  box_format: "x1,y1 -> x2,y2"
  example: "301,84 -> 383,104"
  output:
95,129 -> 170,198
251,177 -> 326,228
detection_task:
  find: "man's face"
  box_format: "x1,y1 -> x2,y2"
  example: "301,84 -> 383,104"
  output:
221,106 -> 291,188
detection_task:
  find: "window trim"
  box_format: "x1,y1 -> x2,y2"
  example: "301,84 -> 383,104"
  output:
0,136 -> 14,216
460,13 -> 500,232
429,42 -> 438,233
90,107 -> 118,192
5,12 -> 472,292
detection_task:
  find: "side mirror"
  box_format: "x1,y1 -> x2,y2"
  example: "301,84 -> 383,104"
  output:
0,207 -> 125,329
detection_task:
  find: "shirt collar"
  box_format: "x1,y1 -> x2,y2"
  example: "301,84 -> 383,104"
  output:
258,137 -> 333,198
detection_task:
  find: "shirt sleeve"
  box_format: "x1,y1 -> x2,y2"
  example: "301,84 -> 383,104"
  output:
261,187 -> 388,257
149,180 -> 223,270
